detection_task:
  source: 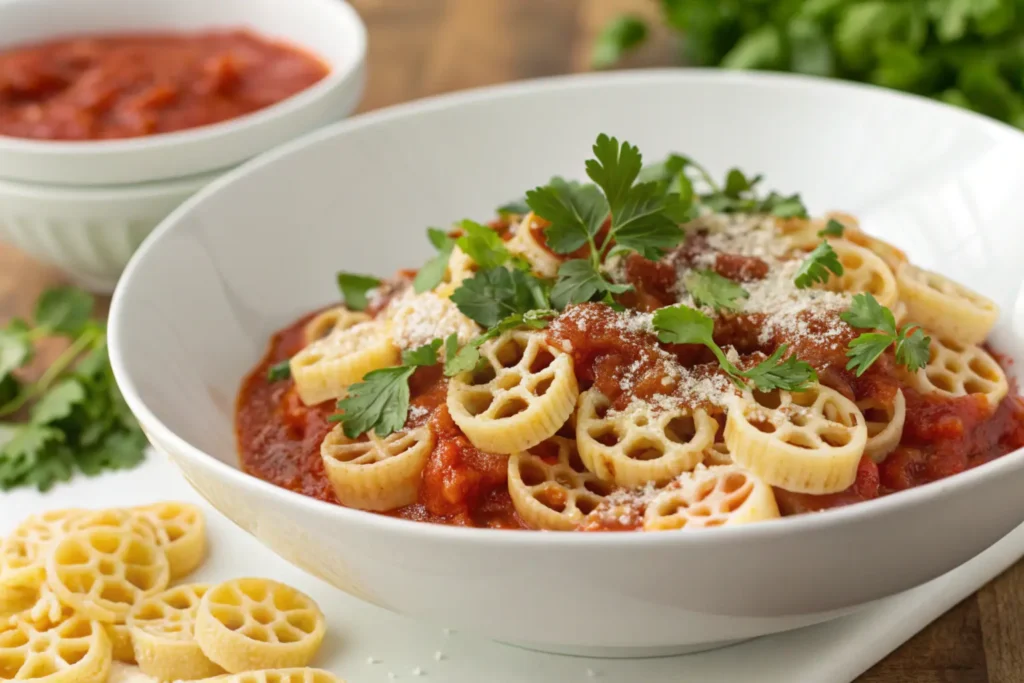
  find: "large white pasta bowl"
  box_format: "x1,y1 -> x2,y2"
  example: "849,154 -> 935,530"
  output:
109,71 -> 1024,657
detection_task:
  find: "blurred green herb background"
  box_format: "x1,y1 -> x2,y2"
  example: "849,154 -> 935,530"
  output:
594,1 -> 1024,128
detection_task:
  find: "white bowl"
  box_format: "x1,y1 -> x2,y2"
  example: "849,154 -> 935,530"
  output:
0,170 -> 225,292
109,71 -> 1024,657
0,0 -> 366,185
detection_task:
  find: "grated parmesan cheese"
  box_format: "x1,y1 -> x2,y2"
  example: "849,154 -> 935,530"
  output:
388,291 -> 480,350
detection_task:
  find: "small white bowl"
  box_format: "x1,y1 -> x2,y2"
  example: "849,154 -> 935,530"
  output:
0,170 -> 224,292
110,71 -> 1024,656
0,0 -> 366,185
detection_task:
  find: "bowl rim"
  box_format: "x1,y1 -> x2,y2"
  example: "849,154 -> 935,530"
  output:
0,0 -> 367,164
110,68 -> 1024,547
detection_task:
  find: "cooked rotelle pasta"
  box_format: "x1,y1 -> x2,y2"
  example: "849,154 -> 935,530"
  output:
506,212 -> 562,278
857,389 -> 906,463
643,465 -> 780,530
903,337 -> 1008,407
896,264 -> 998,345
724,384 -> 868,494
320,425 -> 434,511
821,239 -> 898,308
575,391 -> 717,488
302,307 -> 370,346
195,578 -> 326,673
507,436 -> 616,530
290,320 -> 400,405
447,330 -> 579,454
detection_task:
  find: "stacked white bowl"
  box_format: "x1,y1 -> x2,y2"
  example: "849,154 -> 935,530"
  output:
0,0 -> 366,291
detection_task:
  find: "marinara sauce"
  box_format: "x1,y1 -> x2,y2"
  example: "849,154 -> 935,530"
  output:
0,30 -> 328,140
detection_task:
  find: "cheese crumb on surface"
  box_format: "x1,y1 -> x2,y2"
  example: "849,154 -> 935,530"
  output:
388,291 -> 480,350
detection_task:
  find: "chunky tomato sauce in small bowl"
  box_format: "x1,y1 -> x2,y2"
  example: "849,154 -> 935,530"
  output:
0,0 -> 366,185
109,72 -> 1024,656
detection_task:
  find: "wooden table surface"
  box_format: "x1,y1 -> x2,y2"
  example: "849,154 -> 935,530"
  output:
1,1 -> 1023,681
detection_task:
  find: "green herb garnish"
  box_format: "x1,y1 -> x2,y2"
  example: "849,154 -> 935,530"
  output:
336,272 -> 382,311
794,242 -> 844,288
841,293 -> 931,376
413,228 -> 456,293
683,269 -> 749,312
0,287 -> 147,491
267,360 -> 291,382
819,219 -> 845,238
652,304 -> 816,391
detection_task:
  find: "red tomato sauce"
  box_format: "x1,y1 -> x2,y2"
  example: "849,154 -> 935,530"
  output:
0,30 -> 328,140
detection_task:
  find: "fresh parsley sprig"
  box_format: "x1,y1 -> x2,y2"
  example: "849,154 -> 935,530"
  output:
840,293 -> 931,376
683,270 -> 749,312
652,304 -> 817,392
413,228 -> 457,293
443,310 -> 557,377
336,273 -> 382,311
794,242 -> 844,289
819,219 -> 845,238
0,287 -> 147,491
330,339 -> 442,438
524,134 -> 691,309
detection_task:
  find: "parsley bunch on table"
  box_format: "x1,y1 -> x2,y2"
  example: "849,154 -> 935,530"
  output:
0,287 -> 147,491
596,2 -> 1024,129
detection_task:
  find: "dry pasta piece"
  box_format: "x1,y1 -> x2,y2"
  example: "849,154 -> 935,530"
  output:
902,337 -> 1008,408
128,583 -> 223,681
302,307 -> 370,346
0,609 -> 110,683
386,290 -> 480,349
820,239 -> 898,308
194,669 -> 342,683
289,320 -> 400,405
66,509 -> 158,545
643,465 -> 780,530
896,264 -> 998,345
447,330 -> 578,454
320,425 -> 434,511
507,437 -> 617,530
856,389 -> 906,463
724,384 -> 867,494
45,528 -> 169,623
1,510 -> 82,590
0,567 -> 49,619
130,502 -> 206,580
506,212 -> 561,278
575,391 -> 717,487
195,579 -> 326,674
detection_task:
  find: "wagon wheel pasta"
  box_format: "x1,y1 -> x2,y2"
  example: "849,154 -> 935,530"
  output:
643,466 -> 780,530
386,291 -> 481,349
434,246 -> 479,297
507,436 -> 616,530
702,441 -> 733,467
896,264 -> 998,345
821,239 -> 899,308
0,510 -> 81,589
902,337 -> 1008,407
575,390 -> 717,487
131,502 -> 207,580
506,212 -> 562,278
724,384 -> 868,494
857,389 -> 906,463
320,425 -> 434,511
195,578 -> 326,673
302,308 -> 370,346
195,669 -> 342,683
289,320 -> 400,406
45,528 -> 170,623
66,509 -> 158,545
129,583 -> 223,681
447,330 -> 579,454
0,609 -> 110,683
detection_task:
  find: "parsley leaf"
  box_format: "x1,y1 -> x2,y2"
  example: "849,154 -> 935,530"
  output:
587,134 -> 644,213
550,260 -> 631,309
29,378 -> 85,425
336,272 -> 381,311
450,268 -> 541,328
497,197 -> 531,216
413,228 -> 457,293
525,178 -> 608,255
683,270 -> 749,312
267,360 -> 291,382
653,304 -> 815,391
819,219 -> 846,238
34,287 -> 94,337
740,345 -> 818,392
841,293 -> 931,375
442,311 -> 556,378
455,220 -> 510,270
794,242 -> 844,288
0,328 -> 31,378
331,366 -> 415,438
612,182 -> 686,259
592,14 -> 649,69
401,339 -> 443,367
